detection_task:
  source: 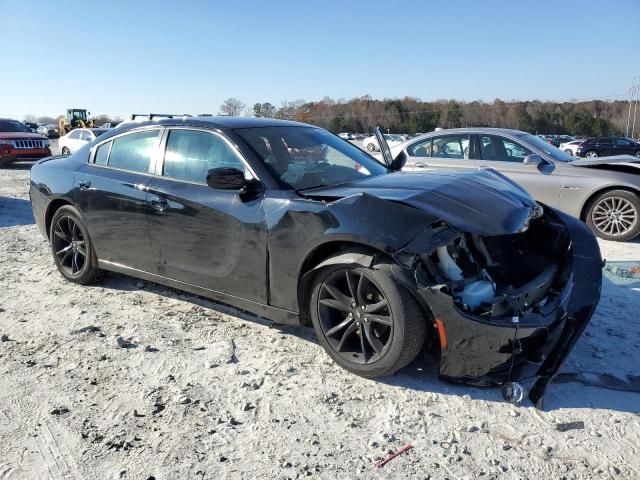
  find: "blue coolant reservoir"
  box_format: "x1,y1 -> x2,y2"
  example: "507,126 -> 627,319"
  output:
458,280 -> 495,309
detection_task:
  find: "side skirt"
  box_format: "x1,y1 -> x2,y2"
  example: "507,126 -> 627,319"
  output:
98,260 -> 301,326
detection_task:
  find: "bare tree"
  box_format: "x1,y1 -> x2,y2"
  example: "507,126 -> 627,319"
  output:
218,98 -> 245,116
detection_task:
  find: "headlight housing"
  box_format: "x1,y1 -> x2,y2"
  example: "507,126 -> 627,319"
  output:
0,140 -> 11,145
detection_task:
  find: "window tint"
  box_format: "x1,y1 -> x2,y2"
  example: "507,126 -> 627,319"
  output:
479,135 -> 532,162
407,138 -> 432,157
68,130 -> 81,139
598,138 -> 612,145
163,129 -> 246,183
94,141 -> 111,165
432,135 -> 469,159
615,138 -> 632,146
108,130 -> 159,173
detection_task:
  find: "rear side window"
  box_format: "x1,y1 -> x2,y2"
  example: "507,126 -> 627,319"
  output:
163,129 -> 246,184
432,134 -> 470,159
79,130 -> 93,141
108,130 -> 159,173
68,130 -> 81,139
94,141 -> 111,165
598,138 -> 612,145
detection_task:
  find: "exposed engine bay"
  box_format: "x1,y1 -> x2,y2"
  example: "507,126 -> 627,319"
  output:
416,208 -> 572,319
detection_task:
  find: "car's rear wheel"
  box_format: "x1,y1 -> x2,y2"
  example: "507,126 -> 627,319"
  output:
586,190 -> 640,241
61,146 -> 71,155
585,150 -> 598,158
564,149 -> 573,155
366,143 -> 376,152
50,205 -> 104,284
310,263 -> 427,378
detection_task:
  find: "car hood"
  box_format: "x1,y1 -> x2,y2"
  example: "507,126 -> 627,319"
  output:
300,169 -> 540,236
0,131 -> 46,140
570,155 -> 640,168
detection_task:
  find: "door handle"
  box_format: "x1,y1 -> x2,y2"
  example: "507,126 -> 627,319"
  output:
414,162 -> 429,168
150,197 -> 168,211
78,180 -> 91,190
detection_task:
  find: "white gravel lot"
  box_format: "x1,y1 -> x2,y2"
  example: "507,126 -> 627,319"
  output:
0,162 -> 639,479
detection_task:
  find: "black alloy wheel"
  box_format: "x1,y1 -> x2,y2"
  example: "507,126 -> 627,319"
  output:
50,206 -> 104,284
310,263 -> 427,378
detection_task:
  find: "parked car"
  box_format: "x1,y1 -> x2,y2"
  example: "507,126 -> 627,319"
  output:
36,124 -> 61,139
338,132 -> 354,140
0,118 -> 51,168
22,121 -> 38,133
30,118 -> 602,406
559,140 -> 582,156
362,133 -> 403,152
575,137 -> 640,158
58,128 -> 110,154
544,135 -> 575,148
394,127 -> 640,241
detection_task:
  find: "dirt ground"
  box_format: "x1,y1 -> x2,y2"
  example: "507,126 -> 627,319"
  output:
1,162 -> 639,479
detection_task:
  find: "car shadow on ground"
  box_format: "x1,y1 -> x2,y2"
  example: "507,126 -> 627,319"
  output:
95,268 -> 640,414
0,196 -> 34,226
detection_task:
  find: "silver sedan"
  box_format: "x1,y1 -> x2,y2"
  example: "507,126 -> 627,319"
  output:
392,128 -> 640,241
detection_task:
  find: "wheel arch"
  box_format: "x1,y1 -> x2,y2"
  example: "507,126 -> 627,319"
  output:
44,198 -> 74,239
295,241 -> 435,330
579,185 -> 640,221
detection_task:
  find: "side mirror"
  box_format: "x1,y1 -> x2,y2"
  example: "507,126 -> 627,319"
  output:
206,167 -> 247,190
523,154 -> 544,166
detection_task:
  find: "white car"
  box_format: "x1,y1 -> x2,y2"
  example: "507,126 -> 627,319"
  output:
58,128 -> 109,155
362,134 -> 403,152
559,140 -> 582,156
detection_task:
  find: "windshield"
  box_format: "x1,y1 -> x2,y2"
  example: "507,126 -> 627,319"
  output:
0,120 -> 30,133
235,126 -> 389,190
520,133 -> 575,162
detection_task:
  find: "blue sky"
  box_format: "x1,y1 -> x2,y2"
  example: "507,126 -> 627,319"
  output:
1,0 -> 638,119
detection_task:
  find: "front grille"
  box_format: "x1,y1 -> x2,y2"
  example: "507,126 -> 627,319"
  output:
13,139 -> 47,149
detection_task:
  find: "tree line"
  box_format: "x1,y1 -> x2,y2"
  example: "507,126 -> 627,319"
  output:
220,96 -> 635,137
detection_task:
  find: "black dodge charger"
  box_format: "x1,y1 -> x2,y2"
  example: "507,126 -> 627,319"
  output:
29,117 -> 602,406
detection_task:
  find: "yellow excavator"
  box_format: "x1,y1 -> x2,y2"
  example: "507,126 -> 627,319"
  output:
58,109 -> 94,135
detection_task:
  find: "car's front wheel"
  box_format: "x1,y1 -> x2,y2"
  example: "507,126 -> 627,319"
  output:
564,149 -> 573,155
310,263 -> 426,378
61,146 -> 71,155
586,190 -> 640,241
585,150 -> 598,158
366,143 -> 376,152
50,205 -> 104,284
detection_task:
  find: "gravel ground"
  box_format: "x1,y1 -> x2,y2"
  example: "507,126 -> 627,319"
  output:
0,163 -> 639,479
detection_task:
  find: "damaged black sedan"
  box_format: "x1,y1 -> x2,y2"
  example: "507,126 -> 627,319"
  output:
30,117 -> 602,406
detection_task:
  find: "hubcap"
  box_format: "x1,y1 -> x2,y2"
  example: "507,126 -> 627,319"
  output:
592,197 -> 638,237
317,269 -> 392,365
52,216 -> 87,275
586,151 -> 597,158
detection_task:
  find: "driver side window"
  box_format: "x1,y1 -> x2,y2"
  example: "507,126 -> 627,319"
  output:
163,129 -> 247,184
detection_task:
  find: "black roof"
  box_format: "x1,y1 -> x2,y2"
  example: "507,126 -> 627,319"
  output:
117,116 -> 311,133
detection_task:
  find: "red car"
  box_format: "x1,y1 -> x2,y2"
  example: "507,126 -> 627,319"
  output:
0,118 -> 52,168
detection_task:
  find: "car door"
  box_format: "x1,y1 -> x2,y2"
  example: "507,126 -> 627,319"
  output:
75,128 -> 162,272
473,134 -> 563,207
402,134 -> 476,172
613,137 -> 636,156
596,137 -> 614,156
146,127 -> 268,304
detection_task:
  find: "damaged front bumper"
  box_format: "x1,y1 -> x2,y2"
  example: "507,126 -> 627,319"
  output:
415,211 -> 602,408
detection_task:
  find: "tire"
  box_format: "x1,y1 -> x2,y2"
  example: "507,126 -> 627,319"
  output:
49,205 -> 104,284
61,147 -> 71,155
586,190 -> 640,242
564,149 -> 573,155
585,150 -> 598,158
366,142 -> 376,152
310,263 -> 427,378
